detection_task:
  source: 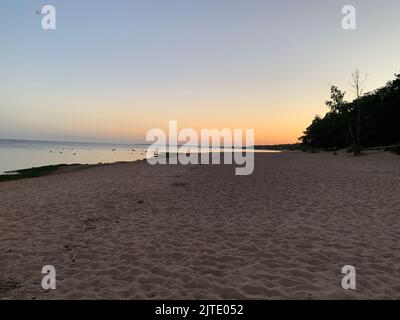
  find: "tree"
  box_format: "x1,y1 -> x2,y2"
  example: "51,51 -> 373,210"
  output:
350,68 -> 368,155
325,85 -> 346,113
325,85 -> 357,151
300,71 -> 400,152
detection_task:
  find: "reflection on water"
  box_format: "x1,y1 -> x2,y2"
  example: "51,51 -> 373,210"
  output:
0,139 -> 280,174
0,140 -> 148,174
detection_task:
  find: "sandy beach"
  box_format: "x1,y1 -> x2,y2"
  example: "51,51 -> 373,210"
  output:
1,151 -> 400,300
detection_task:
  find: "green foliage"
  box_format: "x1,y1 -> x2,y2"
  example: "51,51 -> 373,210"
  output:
300,73 -> 400,150
0,164 -> 67,182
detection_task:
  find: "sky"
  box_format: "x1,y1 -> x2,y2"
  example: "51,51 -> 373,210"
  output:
0,0 -> 399,144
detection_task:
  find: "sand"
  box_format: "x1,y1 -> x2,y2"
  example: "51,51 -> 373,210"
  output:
1,151 -> 400,300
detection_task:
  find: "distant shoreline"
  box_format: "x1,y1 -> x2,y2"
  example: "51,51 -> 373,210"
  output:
0,138 -> 297,149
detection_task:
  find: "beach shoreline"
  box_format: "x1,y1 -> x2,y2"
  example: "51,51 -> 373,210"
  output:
1,151 -> 400,299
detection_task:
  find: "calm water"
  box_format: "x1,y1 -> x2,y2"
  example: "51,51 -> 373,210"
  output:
0,140 -> 148,174
0,139 -> 279,174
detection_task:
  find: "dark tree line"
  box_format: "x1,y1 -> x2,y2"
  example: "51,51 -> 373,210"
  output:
300,72 -> 400,153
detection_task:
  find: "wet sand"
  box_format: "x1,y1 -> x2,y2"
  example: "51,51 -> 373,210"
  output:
1,151 -> 400,299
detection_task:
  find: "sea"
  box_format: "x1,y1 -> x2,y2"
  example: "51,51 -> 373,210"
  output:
0,139 -> 149,174
0,139 -> 280,174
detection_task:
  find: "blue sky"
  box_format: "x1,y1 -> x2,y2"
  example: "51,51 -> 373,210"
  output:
1,0 -> 399,143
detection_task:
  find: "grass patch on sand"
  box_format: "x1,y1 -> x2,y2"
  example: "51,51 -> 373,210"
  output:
0,164 -> 68,182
